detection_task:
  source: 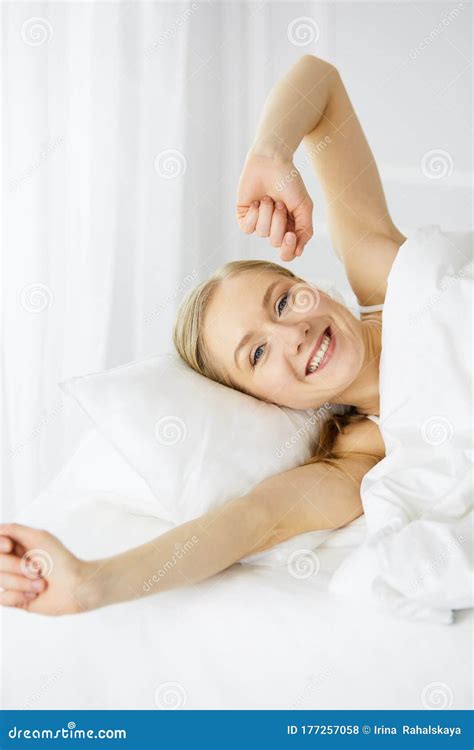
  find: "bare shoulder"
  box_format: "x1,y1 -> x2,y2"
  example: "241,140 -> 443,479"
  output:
333,416 -> 386,461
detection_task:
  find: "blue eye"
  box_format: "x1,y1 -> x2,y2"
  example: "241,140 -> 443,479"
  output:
252,346 -> 265,366
251,293 -> 289,368
277,293 -> 288,315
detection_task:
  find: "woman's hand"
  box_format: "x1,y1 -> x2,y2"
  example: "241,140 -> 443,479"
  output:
0,523 -> 97,616
236,151 -> 314,261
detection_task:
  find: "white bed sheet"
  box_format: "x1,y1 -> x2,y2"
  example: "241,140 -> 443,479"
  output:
1,428 -> 472,710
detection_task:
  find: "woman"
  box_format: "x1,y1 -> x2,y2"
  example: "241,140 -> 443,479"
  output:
0,55 -> 405,616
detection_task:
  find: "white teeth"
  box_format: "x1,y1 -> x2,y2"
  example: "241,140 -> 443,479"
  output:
307,334 -> 331,374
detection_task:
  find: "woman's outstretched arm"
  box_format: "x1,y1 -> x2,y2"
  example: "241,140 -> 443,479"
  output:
0,443 -> 379,616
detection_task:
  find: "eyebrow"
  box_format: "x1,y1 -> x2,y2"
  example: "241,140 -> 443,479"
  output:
233,280 -> 281,369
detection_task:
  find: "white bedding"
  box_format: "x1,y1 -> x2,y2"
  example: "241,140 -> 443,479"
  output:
1,426 -> 472,709
329,226 -> 473,625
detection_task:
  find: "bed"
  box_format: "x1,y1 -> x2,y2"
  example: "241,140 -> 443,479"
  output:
1,425 -> 471,710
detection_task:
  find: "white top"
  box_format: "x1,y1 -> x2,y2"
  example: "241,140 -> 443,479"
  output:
366,414 -> 381,425
359,302 -> 384,313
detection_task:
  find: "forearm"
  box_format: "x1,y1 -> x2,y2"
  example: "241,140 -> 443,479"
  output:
251,55 -> 337,160
81,494 -> 271,610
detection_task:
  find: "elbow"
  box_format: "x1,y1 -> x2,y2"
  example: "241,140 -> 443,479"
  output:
299,54 -> 338,76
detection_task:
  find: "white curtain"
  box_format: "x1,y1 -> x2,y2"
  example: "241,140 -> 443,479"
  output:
5,1 -> 469,518
3,1 -> 328,517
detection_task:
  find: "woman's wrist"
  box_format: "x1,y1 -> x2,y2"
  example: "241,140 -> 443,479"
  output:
75,558 -> 109,612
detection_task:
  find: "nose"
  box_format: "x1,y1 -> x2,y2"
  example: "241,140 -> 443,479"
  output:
271,319 -> 310,356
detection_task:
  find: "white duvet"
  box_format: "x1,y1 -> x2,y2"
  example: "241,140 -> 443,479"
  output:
2,426 -> 472,709
330,225 -> 473,625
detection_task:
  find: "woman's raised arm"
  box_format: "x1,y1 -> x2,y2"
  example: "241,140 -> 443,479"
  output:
237,55 -> 405,304
0,444 -> 378,616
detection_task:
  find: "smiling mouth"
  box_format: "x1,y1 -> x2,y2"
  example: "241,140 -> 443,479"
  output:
306,326 -> 335,375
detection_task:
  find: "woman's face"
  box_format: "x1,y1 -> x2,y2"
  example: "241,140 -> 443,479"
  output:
203,269 -> 367,410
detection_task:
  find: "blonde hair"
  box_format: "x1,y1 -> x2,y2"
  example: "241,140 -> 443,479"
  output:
172,259 -> 364,466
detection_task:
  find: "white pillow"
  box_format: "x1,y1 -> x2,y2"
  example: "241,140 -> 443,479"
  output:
59,352 -> 349,563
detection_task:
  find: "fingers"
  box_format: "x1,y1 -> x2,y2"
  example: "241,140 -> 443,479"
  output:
239,201 -> 260,234
0,572 -> 46,593
255,196 -> 274,237
279,232 -> 297,263
0,523 -> 46,557
0,552 -> 26,576
269,202 -> 288,248
237,196 -> 312,262
0,536 -> 13,553
293,196 -> 314,256
0,589 -> 38,608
